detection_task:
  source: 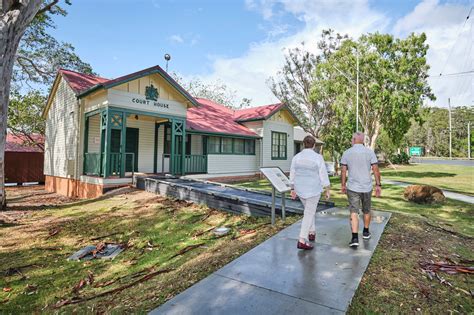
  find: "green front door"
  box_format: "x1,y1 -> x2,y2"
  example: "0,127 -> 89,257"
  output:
126,128 -> 139,172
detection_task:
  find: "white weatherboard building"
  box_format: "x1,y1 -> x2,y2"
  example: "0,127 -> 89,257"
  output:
43,65 -> 322,198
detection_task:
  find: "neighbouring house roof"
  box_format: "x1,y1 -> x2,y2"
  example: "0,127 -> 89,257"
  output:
187,98 -> 260,137
6,133 -> 44,153
293,126 -> 324,144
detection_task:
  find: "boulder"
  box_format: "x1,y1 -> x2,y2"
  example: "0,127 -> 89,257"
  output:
403,185 -> 446,204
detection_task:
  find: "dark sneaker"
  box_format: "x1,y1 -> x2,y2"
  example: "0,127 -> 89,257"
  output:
349,236 -> 359,247
363,230 -> 371,239
308,233 -> 316,241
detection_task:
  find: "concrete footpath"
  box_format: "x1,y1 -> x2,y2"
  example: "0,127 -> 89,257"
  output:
151,208 -> 391,315
383,179 -> 474,204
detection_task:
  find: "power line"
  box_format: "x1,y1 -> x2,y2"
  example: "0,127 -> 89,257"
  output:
439,6 -> 473,76
428,70 -> 474,79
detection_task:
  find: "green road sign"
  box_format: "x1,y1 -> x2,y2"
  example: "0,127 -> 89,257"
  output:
409,146 -> 423,156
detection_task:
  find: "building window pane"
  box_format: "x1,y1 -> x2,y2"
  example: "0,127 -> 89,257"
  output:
164,125 -> 171,154
271,131 -> 287,159
221,137 -> 233,154
234,139 -> 244,154
208,136 -> 220,154
244,139 -> 255,154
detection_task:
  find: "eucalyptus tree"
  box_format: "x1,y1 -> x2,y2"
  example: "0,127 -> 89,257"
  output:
317,32 -> 435,150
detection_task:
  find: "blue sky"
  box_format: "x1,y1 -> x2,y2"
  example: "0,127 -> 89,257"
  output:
50,0 -> 473,107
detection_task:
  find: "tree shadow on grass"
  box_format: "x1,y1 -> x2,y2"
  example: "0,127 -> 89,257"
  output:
383,171 -> 456,178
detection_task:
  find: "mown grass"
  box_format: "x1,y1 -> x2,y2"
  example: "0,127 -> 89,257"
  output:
0,187 -> 299,313
236,177 -> 474,237
381,164 -> 474,196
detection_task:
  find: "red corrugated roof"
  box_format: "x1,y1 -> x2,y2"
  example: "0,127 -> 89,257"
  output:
187,98 -> 259,137
233,103 -> 285,121
59,69 -> 109,94
6,133 -> 44,152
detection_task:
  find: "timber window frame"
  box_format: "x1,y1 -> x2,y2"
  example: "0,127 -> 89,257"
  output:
271,131 -> 287,160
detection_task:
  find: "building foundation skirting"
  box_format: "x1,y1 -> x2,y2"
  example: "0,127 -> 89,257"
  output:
45,175 -> 128,199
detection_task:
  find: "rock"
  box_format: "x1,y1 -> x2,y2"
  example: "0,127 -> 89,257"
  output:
403,185 -> 446,204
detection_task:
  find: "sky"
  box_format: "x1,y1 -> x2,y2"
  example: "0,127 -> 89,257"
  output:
50,0 -> 473,108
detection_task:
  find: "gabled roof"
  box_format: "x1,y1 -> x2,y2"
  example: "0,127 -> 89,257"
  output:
76,65 -> 199,107
6,133 -> 44,153
233,102 -> 300,124
187,98 -> 259,137
59,69 -> 109,95
233,103 -> 285,122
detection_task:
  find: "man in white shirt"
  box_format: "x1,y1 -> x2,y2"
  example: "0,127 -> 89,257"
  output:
340,132 -> 382,247
290,136 -> 330,250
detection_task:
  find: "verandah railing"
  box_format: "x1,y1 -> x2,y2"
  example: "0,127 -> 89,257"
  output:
169,154 -> 207,174
84,152 -> 135,177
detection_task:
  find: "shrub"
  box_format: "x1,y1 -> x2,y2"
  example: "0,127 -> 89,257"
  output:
390,152 -> 410,164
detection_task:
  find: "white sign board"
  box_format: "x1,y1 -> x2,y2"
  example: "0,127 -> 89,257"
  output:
260,167 -> 292,193
107,89 -> 187,118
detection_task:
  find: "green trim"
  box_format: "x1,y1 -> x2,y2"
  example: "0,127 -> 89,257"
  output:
186,130 -> 260,139
265,105 -> 300,126
85,108 -> 102,118
271,131 -> 288,160
83,116 -> 90,174
108,106 -> 185,121
120,114 -> 127,177
235,104 -> 301,126
206,136 -> 256,155
153,123 -> 159,173
77,67 -> 199,107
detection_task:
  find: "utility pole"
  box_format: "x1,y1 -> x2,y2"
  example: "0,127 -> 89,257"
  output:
448,98 -> 452,159
356,50 -> 359,133
468,121 -> 471,159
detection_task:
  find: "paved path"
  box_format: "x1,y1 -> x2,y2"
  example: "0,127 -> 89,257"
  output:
383,180 -> 474,204
151,208 -> 391,315
411,158 -> 474,166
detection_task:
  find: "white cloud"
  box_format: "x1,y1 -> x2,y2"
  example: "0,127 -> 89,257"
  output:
169,34 -> 184,44
190,0 -> 472,108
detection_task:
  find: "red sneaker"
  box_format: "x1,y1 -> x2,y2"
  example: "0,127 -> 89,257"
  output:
308,233 -> 316,241
297,241 -> 314,250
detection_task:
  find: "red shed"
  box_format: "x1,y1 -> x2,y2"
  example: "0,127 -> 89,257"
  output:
5,133 -> 44,184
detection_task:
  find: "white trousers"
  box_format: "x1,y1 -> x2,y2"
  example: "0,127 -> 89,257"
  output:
299,194 -> 321,240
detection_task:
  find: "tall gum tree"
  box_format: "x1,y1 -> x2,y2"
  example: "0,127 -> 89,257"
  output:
0,0 -> 60,209
318,32 -> 435,150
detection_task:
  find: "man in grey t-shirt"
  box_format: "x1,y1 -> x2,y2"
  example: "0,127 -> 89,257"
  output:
340,132 -> 382,247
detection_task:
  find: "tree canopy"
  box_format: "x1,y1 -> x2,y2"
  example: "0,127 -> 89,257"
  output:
172,73 -> 251,109
314,32 -> 435,150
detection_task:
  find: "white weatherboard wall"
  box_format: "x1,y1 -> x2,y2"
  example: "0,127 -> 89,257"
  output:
44,78 -> 78,178
207,155 -> 258,174
126,118 -> 155,173
261,119 -> 294,172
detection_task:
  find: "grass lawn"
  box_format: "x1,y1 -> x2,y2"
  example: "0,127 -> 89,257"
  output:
235,177 -> 474,313
381,164 -> 474,196
237,177 -> 474,237
0,186 -> 299,313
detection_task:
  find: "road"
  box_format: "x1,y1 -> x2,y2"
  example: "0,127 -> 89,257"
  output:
411,158 -> 474,167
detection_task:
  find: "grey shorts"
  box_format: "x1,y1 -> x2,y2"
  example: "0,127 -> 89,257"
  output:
347,189 -> 372,214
